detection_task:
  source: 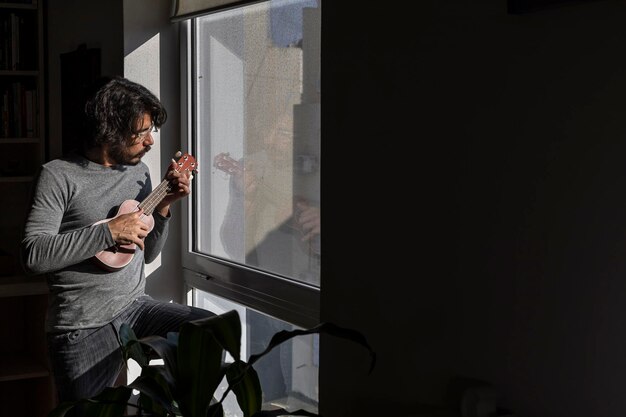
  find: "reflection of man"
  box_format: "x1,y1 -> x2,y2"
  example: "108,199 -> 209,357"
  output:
213,113 -> 320,405
245,196 -> 320,283
214,114 -> 320,283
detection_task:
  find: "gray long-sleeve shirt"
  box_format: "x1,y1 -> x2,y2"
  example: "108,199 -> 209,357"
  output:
21,153 -> 170,332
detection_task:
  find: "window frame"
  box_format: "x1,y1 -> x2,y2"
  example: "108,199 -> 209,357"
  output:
179,12 -> 321,329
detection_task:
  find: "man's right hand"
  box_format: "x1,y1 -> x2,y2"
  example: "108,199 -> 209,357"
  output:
107,209 -> 150,250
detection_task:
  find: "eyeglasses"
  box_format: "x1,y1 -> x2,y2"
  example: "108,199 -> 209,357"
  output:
131,123 -> 158,144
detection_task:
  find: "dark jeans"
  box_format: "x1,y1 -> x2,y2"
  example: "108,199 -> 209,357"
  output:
47,295 -> 214,414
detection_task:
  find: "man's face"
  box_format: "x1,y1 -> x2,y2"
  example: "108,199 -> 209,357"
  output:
110,113 -> 155,166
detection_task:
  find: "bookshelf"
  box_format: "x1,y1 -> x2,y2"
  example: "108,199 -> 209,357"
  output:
0,1 -> 54,416
0,0 -> 44,274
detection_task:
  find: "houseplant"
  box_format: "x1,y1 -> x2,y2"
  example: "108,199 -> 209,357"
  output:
48,309 -> 375,417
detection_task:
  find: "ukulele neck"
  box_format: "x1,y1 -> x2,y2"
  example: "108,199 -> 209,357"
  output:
138,179 -> 171,216
136,152 -> 197,216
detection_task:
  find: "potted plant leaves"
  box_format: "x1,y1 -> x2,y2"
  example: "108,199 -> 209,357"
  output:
48,309 -> 375,417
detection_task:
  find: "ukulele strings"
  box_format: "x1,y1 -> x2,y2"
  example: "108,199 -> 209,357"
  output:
138,179 -> 172,215
136,154 -> 195,216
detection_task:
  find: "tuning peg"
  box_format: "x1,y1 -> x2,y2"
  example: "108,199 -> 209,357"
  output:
175,151 -> 182,158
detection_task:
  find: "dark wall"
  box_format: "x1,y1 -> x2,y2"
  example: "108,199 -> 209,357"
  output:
321,1 -> 626,416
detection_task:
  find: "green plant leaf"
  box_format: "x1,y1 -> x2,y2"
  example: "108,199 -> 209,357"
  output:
119,323 -> 148,367
252,409 -> 319,417
167,330 -> 179,345
47,384 -> 133,416
48,312 -> 373,417
138,334 -> 179,388
189,310 -> 242,361
46,401 -> 77,417
177,313 -> 238,417
206,401 -> 224,417
137,393 -> 169,417
248,322 -> 376,374
225,360 -> 262,417
81,386 -> 133,417
129,367 -> 177,415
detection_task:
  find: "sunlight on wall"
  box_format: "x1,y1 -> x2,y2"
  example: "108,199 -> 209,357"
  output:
124,33 -> 162,277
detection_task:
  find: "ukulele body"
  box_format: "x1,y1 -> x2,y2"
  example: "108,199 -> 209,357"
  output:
90,151 -> 197,271
92,199 -> 155,271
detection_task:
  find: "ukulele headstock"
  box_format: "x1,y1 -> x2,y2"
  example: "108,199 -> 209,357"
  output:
213,152 -> 242,175
173,151 -> 198,177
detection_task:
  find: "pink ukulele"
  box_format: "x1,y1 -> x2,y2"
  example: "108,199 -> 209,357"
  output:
92,151 -> 197,271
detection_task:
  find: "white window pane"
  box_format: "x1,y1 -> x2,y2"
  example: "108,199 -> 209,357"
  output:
193,0 -> 321,287
192,289 -> 319,415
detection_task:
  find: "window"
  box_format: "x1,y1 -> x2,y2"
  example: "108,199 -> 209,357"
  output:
192,289 -> 319,415
180,0 -> 321,414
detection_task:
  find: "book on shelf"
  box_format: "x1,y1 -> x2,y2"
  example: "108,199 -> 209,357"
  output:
24,88 -> 32,137
0,82 -> 37,138
10,12 -> 19,71
0,14 -> 9,70
1,90 -> 8,137
0,8 -> 36,71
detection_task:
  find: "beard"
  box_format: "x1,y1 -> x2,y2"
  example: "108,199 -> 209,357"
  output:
109,143 -> 151,166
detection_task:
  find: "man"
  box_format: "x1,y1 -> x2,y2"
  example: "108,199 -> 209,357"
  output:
20,76 -> 213,411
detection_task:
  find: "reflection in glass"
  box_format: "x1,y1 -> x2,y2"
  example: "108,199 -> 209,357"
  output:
193,0 -> 321,287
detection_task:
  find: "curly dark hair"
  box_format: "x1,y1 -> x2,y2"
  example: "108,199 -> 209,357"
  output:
82,76 -> 167,148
